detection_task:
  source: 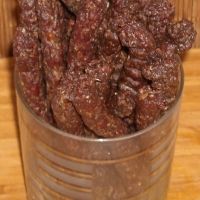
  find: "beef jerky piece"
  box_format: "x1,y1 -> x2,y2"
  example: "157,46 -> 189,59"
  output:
14,27 -> 49,119
84,60 -> 113,100
147,42 -> 176,63
136,86 -> 162,130
111,10 -> 133,32
74,86 -> 129,138
159,41 -> 177,58
106,52 -> 129,116
109,51 -> 127,88
99,29 -> 121,58
97,7 -> 122,61
110,89 -> 136,119
123,58 -> 147,89
51,70 -> 86,135
136,48 -> 180,130
112,0 -> 141,15
110,21 -> 153,119
138,0 -> 151,7
86,56 -> 126,104
110,80 -> 137,121
144,0 -> 175,42
119,21 -> 156,59
110,0 -> 149,32
142,49 -> 180,106
113,61 -> 145,116
107,52 -> 129,119
67,0 -> 109,71
120,58 -> 146,119
112,0 -> 151,11
60,0 -> 81,14
51,69 -> 84,135
52,0 -> 109,136
73,61 -> 129,138
37,0 -> 66,100
36,1 -> 84,134
18,0 -> 38,30
110,56 -> 147,120
51,70 -> 98,137
51,81 -> 85,136
167,19 -> 197,54
111,0 -> 150,21
124,56 -> 147,70
14,0 -> 50,120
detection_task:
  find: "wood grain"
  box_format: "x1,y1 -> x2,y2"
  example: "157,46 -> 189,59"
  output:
0,49 -> 200,199
0,0 -> 200,58
0,0 -> 18,58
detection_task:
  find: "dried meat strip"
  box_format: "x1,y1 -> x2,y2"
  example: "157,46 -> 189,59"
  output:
119,21 -> 156,59
67,0 -> 109,71
109,21 -> 155,122
36,0 -> 67,100
144,0 -> 175,42
18,0 -> 38,30
136,48 -> 180,130
14,0 -> 49,120
112,0 -> 141,16
136,86 -> 162,130
51,0 -> 110,136
73,60 -> 129,138
167,19 -> 197,54
51,81 -> 85,136
97,8 -> 121,59
109,57 -> 147,128
142,49 -> 180,105
14,0 -> 197,137
110,0 -> 149,32
107,1 -> 156,125
36,0 -> 86,135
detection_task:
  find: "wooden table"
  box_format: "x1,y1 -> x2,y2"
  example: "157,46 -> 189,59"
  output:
0,50 -> 200,200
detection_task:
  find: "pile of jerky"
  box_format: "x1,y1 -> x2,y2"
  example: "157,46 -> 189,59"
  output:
14,0 -> 196,138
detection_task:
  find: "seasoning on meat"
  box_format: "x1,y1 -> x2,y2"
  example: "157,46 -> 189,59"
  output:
14,0 -> 197,137
36,0 -> 66,100
73,60 -> 129,137
168,19 -> 197,54
67,0 -> 109,71
144,0 -> 175,42
14,0 -> 49,120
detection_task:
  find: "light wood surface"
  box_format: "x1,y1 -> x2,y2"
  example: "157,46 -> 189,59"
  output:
0,0 -> 200,58
0,0 -> 18,58
0,50 -> 200,200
